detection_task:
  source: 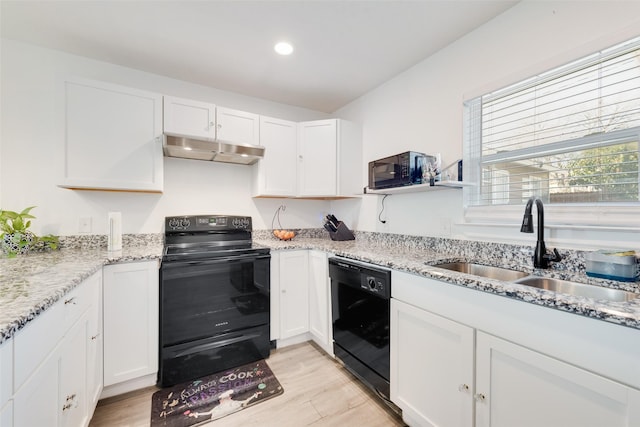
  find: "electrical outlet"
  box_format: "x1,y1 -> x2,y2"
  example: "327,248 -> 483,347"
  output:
79,217 -> 92,233
439,217 -> 451,236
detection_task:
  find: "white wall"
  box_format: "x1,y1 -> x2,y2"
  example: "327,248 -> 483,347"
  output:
332,0 -> 640,250
0,39 -> 331,235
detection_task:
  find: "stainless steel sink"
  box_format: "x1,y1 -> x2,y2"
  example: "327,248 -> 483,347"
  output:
433,262 -> 529,281
514,276 -> 640,302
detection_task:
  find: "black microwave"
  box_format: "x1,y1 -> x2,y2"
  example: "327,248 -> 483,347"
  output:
368,151 -> 435,190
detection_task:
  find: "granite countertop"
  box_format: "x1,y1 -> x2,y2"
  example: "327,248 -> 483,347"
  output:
0,243 -> 163,344
2,233 -> 639,345
256,237 -> 640,332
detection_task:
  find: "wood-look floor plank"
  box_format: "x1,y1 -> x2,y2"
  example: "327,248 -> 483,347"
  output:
90,341 -> 406,426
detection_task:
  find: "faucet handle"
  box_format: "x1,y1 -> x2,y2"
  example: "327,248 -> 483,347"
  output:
545,248 -> 563,263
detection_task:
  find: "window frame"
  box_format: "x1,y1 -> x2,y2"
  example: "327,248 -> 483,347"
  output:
463,37 -> 640,230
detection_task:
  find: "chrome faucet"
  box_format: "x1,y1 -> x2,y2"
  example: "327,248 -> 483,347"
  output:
520,197 -> 562,269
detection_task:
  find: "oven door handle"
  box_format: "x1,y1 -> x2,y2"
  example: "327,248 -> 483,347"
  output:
163,253 -> 270,267
174,332 -> 262,358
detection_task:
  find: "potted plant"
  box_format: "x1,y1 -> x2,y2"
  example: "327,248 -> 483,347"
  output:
0,206 -> 59,257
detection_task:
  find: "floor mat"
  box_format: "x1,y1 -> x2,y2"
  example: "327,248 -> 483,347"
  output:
150,359 -> 283,426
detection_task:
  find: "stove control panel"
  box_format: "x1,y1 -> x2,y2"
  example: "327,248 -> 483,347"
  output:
165,215 -> 252,232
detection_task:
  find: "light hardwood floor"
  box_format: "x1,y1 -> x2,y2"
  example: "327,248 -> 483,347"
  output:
89,341 -> 407,426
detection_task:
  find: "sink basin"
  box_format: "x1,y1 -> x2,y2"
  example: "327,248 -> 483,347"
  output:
433,262 -> 529,281
514,276 -> 640,302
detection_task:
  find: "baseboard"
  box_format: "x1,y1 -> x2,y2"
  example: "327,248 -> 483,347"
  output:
99,373 -> 158,399
275,333 -> 311,348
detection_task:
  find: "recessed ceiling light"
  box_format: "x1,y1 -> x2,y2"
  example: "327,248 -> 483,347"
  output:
274,42 -> 293,56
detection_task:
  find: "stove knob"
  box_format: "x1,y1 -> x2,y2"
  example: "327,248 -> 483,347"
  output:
368,277 -> 377,290
180,218 -> 191,228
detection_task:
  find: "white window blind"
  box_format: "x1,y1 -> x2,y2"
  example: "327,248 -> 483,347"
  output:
465,36 -> 640,207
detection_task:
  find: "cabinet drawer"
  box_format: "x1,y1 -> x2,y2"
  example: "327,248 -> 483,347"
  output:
62,277 -> 94,331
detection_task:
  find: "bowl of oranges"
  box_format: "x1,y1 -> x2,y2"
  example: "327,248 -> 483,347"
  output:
273,229 -> 296,241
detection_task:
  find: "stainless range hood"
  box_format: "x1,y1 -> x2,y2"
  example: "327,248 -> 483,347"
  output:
163,132 -> 265,165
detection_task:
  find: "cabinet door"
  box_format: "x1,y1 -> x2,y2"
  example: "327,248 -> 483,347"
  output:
103,261 -> 159,386
86,274 -> 103,415
163,95 -> 216,138
298,119 -> 337,196
279,251 -> 310,340
308,250 -> 332,355
476,332 -> 640,427
61,78 -> 163,192
253,116 -> 297,196
13,345 -> 61,427
216,107 -> 259,145
59,313 -> 89,427
0,338 -> 11,416
390,299 -> 474,427
0,400 -> 11,427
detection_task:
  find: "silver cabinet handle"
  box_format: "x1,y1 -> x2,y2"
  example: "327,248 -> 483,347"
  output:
62,393 -> 77,411
458,384 -> 470,392
474,393 -> 486,402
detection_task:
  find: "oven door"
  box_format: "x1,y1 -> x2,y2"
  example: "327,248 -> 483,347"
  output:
160,252 -> 270,347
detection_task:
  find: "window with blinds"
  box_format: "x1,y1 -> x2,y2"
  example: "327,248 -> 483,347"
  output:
464,36 -> 640,207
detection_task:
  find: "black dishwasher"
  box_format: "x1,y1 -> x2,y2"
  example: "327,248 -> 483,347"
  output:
329,257 -> 391,400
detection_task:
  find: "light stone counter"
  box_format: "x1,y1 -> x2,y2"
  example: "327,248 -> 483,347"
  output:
0,239 -> 163,344
2,230 -> 639,345
256,232 -> 640,332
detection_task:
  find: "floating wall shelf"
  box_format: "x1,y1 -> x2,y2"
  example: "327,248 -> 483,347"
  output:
363,181 -> 473,195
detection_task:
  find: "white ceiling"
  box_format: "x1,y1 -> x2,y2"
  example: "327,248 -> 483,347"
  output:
1,0 -> 517,113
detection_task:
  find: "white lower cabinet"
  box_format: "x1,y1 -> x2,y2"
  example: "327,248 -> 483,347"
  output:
11,271 -> 101,427
59,312 -> 90,427
12,345 -> 60,427
277,250 -> 310,341
103,261 -> 159,389
86,275 -> 103,418
475,332 -> 640,427
271,250 -> 333,354
391,271 -> 640,427
0,338 -> 12,427
308,250 -> 332,355
390,299 -> 474,427
0,402 -> 11,427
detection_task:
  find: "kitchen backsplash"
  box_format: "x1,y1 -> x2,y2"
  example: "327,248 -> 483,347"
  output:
59,233 -> 163,249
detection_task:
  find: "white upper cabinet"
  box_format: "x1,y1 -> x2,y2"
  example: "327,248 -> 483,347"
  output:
60,78 -> 163,193
163,97 -> 259,146
298,120 -> 337,197
216,106 -> 259,146
253,116 -> 298,197
297,119 -> 362,198
163,96 -> 216,139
